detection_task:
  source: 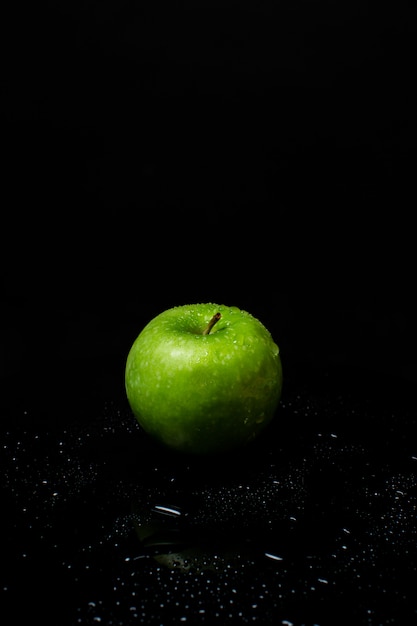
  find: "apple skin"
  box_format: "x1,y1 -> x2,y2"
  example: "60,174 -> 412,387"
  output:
125,303 -> 282,455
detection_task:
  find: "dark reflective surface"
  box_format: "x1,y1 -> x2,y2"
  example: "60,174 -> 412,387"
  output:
2,359 -> 417,625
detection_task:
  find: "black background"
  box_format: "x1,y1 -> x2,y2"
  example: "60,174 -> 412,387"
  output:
2,1 -> 416,399
1,4 -> 417,626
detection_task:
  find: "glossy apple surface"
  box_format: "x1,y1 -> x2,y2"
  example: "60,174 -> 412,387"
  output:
125,303 -> 282,455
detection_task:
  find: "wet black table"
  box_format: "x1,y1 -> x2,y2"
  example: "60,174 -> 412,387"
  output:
2,354 -> 416,626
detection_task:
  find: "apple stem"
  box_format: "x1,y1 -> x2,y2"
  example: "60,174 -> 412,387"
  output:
202,312 -> 221,335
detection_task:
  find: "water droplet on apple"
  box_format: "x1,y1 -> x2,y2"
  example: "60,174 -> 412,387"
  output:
271,343 -> 279,357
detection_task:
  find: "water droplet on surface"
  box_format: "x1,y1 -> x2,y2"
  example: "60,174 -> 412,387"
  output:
264,552 -> 284,562
153,504 -> 183,517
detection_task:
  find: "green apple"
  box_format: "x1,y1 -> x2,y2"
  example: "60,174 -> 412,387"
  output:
125,303 -> 282,455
